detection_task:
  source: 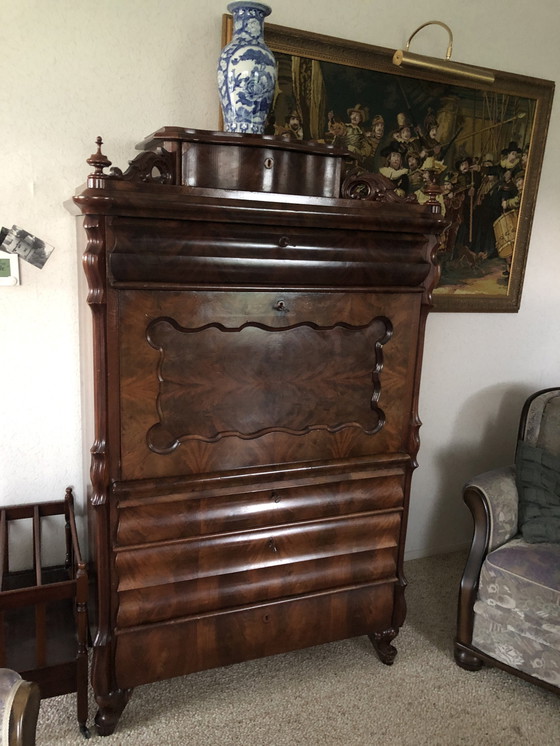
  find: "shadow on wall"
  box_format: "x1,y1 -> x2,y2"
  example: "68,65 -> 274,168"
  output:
423,382 -> 534,554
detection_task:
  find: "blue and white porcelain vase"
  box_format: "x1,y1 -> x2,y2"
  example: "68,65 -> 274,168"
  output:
217,2 -> 277,134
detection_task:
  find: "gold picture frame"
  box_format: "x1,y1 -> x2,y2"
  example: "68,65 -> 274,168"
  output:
221,18 -> 554,312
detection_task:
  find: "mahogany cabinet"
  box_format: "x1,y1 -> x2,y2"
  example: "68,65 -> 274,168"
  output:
71,128 -> 443,735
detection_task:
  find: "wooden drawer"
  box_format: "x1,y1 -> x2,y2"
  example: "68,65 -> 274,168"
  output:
116,512 -> 400,626
116,473 -> 405,546
114,582 -> 395,689
108,217 -> 433,288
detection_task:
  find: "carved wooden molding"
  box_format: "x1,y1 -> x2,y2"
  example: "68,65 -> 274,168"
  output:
82,215 -> 106,306
85,137 -> 174,186
341,170 -> 415,203
110,148 -> 174,185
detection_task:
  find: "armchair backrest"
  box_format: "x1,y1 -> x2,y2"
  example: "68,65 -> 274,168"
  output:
519,388 -> 560,456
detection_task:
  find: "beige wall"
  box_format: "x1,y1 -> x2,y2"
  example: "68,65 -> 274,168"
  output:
1,0 -> 559,560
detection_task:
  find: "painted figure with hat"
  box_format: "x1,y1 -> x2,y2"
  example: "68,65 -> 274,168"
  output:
498,167 -> 518,206
419,108 -> 443,160
406,150 -> 424,193
390,112 -> 421,160
502,170 -> 525,213
497,170 -> 525,277
500,141 -> 523,174
328,103 -> 377,165
275,109 -> 304,140
378,141 -> 409,197
364,114 -> 385,168
439,171 -> 464,255
472,164 -> 503,257
413,156 -> 447,215
449,154 -> 483,258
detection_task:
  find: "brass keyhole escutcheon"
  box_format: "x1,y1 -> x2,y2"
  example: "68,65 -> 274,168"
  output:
264,157 -> 274,169
273,299 -> 289,313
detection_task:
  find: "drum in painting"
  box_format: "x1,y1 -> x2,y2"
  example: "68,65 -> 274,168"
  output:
493,210 -> 518,259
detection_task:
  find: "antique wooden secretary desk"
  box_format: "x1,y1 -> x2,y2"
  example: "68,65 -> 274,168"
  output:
71,127 -> 444,735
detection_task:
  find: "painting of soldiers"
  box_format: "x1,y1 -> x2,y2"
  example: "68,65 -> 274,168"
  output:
259,33 -> 552,310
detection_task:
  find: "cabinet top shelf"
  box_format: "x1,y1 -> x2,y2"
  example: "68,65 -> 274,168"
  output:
70,127 -> 446,232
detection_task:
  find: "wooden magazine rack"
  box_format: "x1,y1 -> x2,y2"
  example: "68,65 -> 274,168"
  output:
0,488 -> 89,736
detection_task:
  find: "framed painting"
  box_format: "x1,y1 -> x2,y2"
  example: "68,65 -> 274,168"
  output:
221,18 -> 554,312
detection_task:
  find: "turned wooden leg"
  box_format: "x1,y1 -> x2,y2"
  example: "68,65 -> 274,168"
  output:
94,688 -> 133,736
454,642 -> 484,671
369,628 -> 398,665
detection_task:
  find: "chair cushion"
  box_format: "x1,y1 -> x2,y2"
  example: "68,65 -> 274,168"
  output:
474,538 -> 560,647
516,440 -> 560,543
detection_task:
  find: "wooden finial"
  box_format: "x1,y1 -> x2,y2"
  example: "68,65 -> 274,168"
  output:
87,136 -> 112,177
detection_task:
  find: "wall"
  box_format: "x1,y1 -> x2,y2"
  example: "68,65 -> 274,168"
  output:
1,0 -> 559,562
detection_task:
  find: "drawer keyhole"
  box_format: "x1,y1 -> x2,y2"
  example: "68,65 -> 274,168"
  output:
267,538 -> 278,553
271,491 -> 281,503
273,299 -> 289,313
264,157 -> 274,169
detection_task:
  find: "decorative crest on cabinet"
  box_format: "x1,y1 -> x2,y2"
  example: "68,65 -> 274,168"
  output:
86,136 -> 174,188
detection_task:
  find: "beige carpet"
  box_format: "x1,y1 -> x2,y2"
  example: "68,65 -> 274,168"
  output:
37,552 -> 559,745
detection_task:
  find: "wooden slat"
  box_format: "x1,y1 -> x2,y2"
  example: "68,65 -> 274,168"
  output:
0,509 -> 7,591
0,510 -> 7,666
0,579 -> 77,610
1,501 -> 65,522
65,489 -> 85,566
33,506 -> 46,668
33,506 -> 42,586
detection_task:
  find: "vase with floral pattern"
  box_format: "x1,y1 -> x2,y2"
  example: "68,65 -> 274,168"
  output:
217,2 -> 276,134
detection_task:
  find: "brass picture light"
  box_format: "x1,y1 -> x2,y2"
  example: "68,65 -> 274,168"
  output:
392,21 -> 495,85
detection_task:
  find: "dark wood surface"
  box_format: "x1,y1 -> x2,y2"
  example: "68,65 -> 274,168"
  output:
71,129 -> 444,735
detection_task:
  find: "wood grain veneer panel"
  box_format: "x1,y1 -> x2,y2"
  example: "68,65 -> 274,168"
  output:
145,315 -> 390,450
117,290 -> 421,480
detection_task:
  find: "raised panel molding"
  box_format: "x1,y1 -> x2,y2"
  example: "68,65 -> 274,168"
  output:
146,315 -> 392,450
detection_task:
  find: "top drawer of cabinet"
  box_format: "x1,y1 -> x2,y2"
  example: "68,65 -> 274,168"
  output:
106,216 -> 433,288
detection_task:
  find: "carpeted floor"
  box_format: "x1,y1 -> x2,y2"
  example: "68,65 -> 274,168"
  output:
36,552 -> 559,745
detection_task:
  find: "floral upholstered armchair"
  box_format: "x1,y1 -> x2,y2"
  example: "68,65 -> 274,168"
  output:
455,388 -> 560,694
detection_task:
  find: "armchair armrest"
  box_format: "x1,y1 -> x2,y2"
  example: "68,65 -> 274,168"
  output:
464,465 -> 518,552
456,465 -> 518,648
